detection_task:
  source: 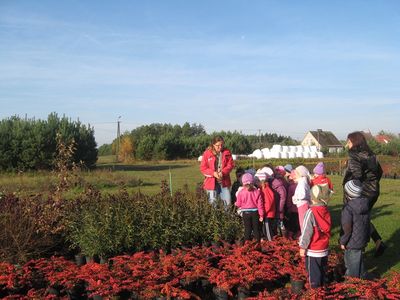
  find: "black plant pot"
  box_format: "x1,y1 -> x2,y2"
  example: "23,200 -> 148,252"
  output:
130,291 -> 139,300
237,286 -> 251,299
75,254 -> 86,266
212,286 -> 228,300
85,255 -> 100,264
67,282 -> 87,300
112,290 -> 132,300
99,256 -> 109,265
290,279 -> 305,294
47,286 -> 61,296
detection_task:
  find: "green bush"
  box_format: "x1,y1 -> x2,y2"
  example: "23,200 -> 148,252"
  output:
0,113 -> 97,171
1,184 -> 242,262
65,186 -> 242,257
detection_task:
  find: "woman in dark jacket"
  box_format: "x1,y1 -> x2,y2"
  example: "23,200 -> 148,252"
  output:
342,131 -> 386,257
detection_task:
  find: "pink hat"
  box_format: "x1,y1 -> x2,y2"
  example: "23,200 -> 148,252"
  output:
241,173 -> 254,185
313,162 -> 325,175
275,166 -> 286,176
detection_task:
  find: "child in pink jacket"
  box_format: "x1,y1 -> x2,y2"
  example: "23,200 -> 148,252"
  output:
235,173 -> 264,242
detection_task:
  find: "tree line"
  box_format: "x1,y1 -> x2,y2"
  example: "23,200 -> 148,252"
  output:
3,113 -> 398,168
0,113 -> 97,171
99,122 -> 298,161
100,124 -> 400,162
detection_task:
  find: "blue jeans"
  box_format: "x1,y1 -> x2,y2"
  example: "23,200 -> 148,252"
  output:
206,186 -> 231,206
344,249 -> 365,278
305,256 -> 328,288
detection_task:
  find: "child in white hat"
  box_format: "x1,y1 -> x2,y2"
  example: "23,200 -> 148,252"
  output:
292,165 -> 311,233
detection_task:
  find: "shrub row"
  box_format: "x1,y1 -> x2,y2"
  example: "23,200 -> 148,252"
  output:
0,185 -> 242,263
65,183 -> 242,258
1,241 -> 399,299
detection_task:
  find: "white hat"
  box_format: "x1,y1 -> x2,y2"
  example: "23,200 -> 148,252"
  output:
295,165 -> 310,178
260,167 -> 274,177
255,170 -> 267,181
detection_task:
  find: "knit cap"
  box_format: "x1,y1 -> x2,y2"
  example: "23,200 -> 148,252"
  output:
295,165 -> 310,178
313,162 -> 325,175
241,173 -> 254,185
245,168 -> 256,176
284,164 -> 293,173
255,170 -> 267,182
344,180 -> 362,198
275,166 -> 286,176
260,167 -> 274,177
311,184 -> 332,204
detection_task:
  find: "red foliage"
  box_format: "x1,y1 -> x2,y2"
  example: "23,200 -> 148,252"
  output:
0,262 -> 19,290
0,239 -> 399,299
78,263 -> 111,297
209,241 -> 281,295
325,275 -> 400,299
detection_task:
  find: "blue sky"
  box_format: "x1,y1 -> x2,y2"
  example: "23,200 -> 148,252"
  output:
1,1 -> 399,145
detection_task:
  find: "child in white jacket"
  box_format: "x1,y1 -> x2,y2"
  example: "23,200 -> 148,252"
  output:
292,165 -> 311,233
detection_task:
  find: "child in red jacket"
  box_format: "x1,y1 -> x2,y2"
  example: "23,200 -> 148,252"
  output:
255,168 -> 275,241
299,184 -> 332,288
311,162 -> 333,191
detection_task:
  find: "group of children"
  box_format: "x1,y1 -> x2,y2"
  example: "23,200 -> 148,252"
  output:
232,162 -> 332,242
232,162 -> 370,288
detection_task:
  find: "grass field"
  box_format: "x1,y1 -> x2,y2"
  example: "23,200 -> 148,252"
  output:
0,156 -> 399,276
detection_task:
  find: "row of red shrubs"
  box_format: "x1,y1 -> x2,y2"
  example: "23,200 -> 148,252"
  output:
1,238 -> 399,299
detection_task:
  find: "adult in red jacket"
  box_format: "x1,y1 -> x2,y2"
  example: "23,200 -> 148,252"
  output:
200,136 -> 234,205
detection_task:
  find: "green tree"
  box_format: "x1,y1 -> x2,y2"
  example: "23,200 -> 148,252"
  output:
153,133 -> 183,160
224,132 -> 252,154
98,144 -> 112,156
136,135 -> 156,160
0,114 -> 97,171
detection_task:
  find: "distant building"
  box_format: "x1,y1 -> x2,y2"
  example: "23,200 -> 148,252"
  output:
375,134 -> 392,144
301,129 -> 343,153
362,131 -> 393,144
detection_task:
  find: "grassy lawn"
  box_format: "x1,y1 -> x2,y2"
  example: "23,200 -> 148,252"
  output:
0,157 -> 399,276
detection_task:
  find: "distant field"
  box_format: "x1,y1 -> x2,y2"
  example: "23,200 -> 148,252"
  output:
0,156 -> 399,276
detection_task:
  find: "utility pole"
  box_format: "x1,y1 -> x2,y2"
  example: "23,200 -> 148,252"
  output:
116,116 -> 121,162
317,129 -> 322,151
258,129 -> 262,148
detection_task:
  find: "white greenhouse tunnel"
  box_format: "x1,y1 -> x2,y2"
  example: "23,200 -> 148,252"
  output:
197,144 -> 323,161
247,144 -> 323,160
